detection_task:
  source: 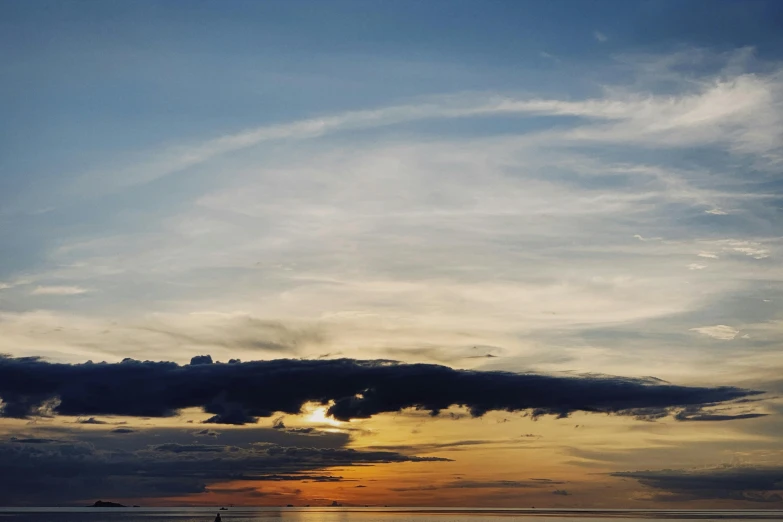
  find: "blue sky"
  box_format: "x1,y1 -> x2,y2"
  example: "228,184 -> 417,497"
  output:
1,0 -> 782,373
1,0 -> 783,507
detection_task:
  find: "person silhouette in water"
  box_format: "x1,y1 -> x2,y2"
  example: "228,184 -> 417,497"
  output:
214,513 -> 222,522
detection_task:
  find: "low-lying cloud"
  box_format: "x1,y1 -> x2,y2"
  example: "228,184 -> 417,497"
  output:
0,356 -> 763,425
614,466 -> 783,503
0,432 -> 447,505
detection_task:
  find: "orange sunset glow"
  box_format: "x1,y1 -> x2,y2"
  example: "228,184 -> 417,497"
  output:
1,0 -> 782,514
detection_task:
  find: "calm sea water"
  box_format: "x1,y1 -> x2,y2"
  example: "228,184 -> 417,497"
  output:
0,508 -> 781,522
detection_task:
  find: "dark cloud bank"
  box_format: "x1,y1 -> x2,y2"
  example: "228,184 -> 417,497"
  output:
0,427 -> 447,505
615,466 -> 783,503
0,356 -> 763,425
0,356 -> 772,505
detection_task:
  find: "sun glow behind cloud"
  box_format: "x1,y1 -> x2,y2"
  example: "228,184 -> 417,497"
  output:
1,0 -> 783,508
306,404 -> 343,427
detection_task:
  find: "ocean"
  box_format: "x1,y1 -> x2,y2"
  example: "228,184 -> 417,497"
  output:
0,508 -> 781,522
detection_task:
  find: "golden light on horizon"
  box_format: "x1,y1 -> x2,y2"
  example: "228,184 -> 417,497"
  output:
2,1 -> 780,508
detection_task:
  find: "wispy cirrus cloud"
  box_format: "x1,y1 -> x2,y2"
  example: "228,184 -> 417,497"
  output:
30,285 -> 89,296
77,53 -> 783,196
1,49 -> 780,392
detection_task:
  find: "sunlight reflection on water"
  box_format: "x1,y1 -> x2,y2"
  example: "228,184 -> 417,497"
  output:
0,508 -> 782,522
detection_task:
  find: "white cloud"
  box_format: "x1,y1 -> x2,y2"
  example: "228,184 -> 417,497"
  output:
594,31 -> 608,43
78,57 -> 783,194
723,240 -> 770,259
2,48 -> 780,384
30,141 -> 751,369
705,208 -> 728,215
690,325 -> 740,340
31,285 -> 89,296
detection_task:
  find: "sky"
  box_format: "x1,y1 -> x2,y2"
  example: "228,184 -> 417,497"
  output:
1,0 -> 783,508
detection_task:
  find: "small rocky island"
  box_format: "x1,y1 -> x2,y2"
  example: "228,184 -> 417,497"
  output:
91,501 -> 126,508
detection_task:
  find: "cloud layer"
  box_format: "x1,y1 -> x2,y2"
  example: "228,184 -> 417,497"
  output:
0,356 -> 762,424
0,428 -> 446,505
614,466 -> 783,503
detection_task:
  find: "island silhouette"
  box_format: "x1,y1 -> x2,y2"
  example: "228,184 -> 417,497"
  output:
90,501 -> 125,508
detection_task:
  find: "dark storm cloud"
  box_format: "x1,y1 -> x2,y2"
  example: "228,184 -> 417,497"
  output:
613,467 -> 783,503
189,355 -> 213,365
203,404 -> 259,425
0,356 -> 763,425
0,430 -> 448,505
